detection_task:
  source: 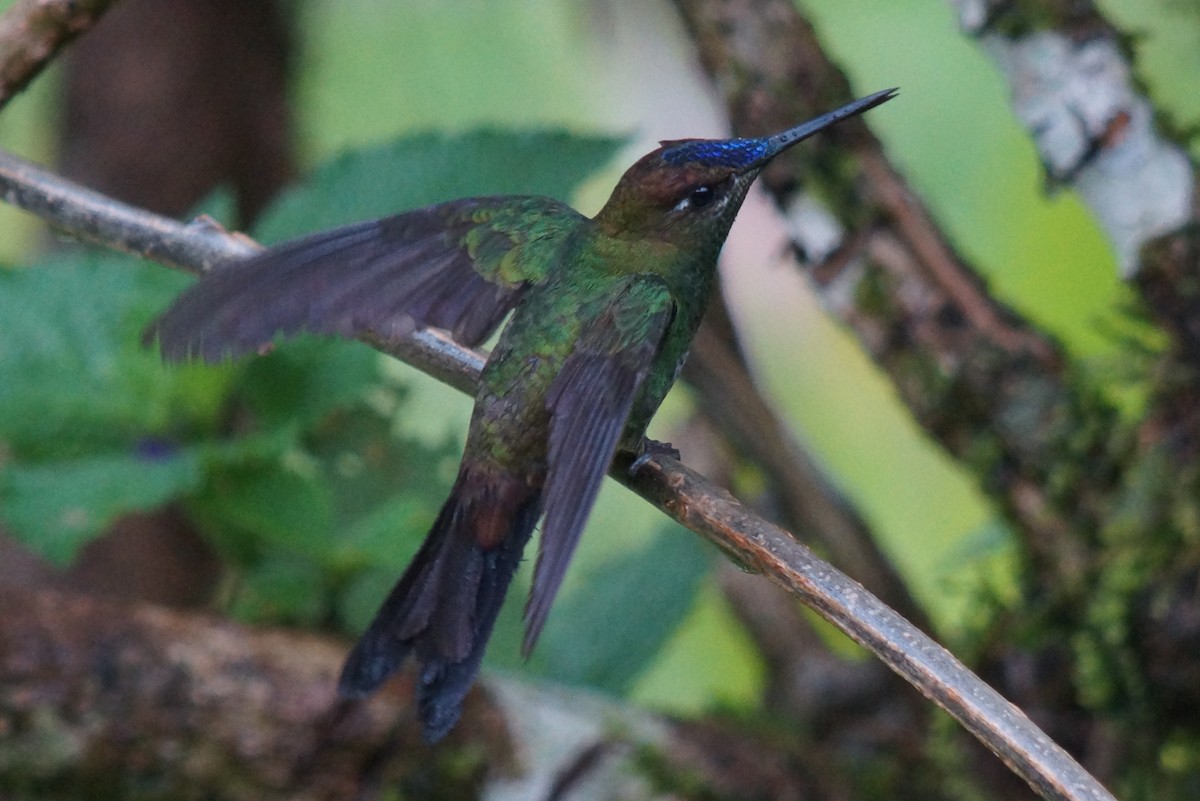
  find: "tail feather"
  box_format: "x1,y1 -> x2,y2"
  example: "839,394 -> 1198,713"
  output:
338,468 -> 540,742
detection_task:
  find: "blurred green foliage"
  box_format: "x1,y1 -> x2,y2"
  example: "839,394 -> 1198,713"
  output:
0,254 -> 206,562
255,130 -> 624,242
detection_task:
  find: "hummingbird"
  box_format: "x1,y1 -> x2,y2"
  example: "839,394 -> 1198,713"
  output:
148,88 -> 896,741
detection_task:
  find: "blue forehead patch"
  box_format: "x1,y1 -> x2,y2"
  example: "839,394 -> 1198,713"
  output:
660,137 -> 768,168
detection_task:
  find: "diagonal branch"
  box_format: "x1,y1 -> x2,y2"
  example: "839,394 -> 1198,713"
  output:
685,314 -> 930,631
0,147 -> 1117,801
0,0 -> 120,110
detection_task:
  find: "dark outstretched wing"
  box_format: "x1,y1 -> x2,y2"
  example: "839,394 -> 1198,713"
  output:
522,275 -> 675,654
146,196 -> 584,361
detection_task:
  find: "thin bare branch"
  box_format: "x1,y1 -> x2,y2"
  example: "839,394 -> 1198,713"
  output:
614,453 -> 1117,801
0,147 -> 1117,801
685,317 -> 930,631
0,0 -> 120,110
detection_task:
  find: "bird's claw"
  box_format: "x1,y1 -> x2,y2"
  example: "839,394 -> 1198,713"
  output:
628,438 -> 681,477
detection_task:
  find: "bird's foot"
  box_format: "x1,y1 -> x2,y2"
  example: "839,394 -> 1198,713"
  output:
628,438 -> 681,477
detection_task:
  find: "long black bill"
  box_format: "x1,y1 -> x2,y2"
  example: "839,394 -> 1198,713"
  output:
752,87 -> 898,166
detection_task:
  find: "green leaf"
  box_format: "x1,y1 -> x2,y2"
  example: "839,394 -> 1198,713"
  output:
0,448 -> 202,564
336,495 -> 438,572
253,128 -> 621,243
301,399 -> 453,566
189,461 -> 334,561
307,402 -> 450,630
519,524 -> 713,695
236,337 -> 384,429
338,565 -> 403,634
228,557 -> 329,626
0,253 -> 231,459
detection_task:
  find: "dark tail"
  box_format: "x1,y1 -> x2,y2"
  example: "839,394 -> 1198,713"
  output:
338,467 -> 540,742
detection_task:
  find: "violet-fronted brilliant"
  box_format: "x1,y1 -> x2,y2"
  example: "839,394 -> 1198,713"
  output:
148,88 -> 897,741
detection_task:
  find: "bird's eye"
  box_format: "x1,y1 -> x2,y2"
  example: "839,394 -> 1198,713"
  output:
689,186 -> 715,208
670,183 -> 723,213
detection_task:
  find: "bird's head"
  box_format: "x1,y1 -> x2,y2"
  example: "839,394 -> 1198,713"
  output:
594,88 -> 896,245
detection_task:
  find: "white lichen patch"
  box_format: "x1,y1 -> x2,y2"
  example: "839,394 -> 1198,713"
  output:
977,30 -> 1193,277
484,676 -> 669,801
780,192 -> 867,318
781,192 -> 845,267
951,0 -> 991,35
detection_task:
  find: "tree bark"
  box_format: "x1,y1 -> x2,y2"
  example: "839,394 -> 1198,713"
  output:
0,587 -> 854,801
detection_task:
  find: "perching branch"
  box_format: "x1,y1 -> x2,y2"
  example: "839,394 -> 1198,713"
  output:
0,147 -> 1117,801
683,307 -> 932,753
684,317 -> 930,631
0,0 -> 120,110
